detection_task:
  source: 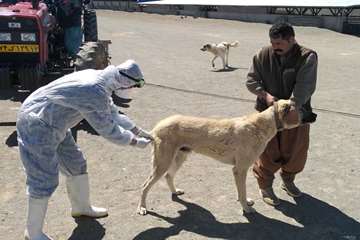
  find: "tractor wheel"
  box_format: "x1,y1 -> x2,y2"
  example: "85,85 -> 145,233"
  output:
18,65 -> 42,92
84,9 -> 98,42
0,67 -> 11,89
74,41 -> 108,71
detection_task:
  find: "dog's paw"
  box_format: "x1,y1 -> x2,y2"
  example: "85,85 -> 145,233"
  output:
247,198 -> 255,206
172,189 -> 185,196
137,206 -> 148,215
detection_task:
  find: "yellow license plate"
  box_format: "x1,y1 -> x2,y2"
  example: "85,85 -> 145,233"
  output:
0,44 -> 39,53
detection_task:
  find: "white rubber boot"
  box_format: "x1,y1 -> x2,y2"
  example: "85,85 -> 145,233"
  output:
66,174 -> 108,218
24,197 -> 53,240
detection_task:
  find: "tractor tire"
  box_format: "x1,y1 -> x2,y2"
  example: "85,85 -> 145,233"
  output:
74,41 -> 108,70
18,65 -> 42,92
0,67 -> 11,89
84,9 -> 98,42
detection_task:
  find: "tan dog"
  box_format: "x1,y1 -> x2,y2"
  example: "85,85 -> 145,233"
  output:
137,99 -> 301,215
200,41 -> 239,69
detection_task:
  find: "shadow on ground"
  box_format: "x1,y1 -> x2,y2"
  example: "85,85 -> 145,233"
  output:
0,88 -> 30,102
68,218 -> 106,240
211,66 -> 246,72
133,195 -> 360,240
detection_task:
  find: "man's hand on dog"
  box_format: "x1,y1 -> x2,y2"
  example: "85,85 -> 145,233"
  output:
258,91 -> 278,106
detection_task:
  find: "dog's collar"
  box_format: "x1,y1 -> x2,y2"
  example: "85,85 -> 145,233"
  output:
273,102 -> 283,131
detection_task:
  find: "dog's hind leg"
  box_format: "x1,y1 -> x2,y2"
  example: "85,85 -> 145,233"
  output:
220,54 -> 226,69
165,150 -> 189,196
137,144 -> 177,215
211,56 -> 218,68
232,164 -> 255,214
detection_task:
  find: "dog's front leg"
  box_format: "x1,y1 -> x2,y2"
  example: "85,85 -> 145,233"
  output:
232,166 -> 255,214
225,50 -> 229,68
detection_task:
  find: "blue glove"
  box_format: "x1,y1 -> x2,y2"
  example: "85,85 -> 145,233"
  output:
138,129 -> 153,140
131,137 -> 152,148
131,127 -> 154,140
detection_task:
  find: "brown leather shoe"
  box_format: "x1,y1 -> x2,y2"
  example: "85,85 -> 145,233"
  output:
281,182 -> 302,197
259,187 -> 280,206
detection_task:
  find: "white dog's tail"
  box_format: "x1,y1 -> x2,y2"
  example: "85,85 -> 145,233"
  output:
229,41 -> 239,48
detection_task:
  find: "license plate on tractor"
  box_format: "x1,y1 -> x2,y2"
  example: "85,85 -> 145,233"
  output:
0,44 -> 39,53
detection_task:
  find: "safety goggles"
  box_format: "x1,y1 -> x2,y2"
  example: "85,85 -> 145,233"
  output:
119,71 -> 145,88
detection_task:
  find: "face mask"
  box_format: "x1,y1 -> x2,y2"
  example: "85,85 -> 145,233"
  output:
119,71 -> 145,88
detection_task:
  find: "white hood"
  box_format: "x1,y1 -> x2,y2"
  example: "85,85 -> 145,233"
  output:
98,60 -> 144,98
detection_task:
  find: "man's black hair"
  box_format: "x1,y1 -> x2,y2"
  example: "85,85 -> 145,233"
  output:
269,22 -> 295,40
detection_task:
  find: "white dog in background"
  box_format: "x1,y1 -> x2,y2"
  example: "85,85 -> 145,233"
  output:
200,41 -> 239,69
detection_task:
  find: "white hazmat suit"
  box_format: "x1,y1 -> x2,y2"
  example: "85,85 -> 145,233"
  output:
17,60 -> 152,240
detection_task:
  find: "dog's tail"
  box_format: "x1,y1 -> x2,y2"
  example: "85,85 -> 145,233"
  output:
229,41 -> 239,48
149,129 -> 156,145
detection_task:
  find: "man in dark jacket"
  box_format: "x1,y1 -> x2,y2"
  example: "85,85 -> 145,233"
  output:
57,0 -> 83,56
246,22 -> 317,206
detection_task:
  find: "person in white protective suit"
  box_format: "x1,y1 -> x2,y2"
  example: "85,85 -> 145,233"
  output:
16,59 -> 153,240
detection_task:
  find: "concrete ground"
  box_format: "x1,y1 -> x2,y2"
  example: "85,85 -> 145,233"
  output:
0,11 -> 359,240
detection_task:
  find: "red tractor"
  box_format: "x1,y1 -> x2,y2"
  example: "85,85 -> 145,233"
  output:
0,0 -> 110,91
